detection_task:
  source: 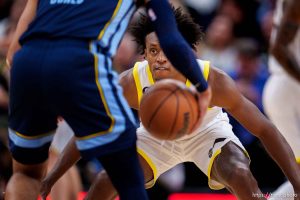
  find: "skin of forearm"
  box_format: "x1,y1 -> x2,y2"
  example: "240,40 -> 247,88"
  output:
226,97 -> 300,189
46,137 -> 81,184
258,125 -> 300,188
6,0 -> 37,66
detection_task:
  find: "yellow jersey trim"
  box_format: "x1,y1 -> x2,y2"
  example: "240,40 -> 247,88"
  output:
133,60 -> 211,109
146,65 -> 155,85
296,157 -> 300,164
244,150 -> 250,160
133,62 -> 143,105
186,80 -> 191,87
207,149 -> 224,190
186,60 -> 210,87
97,0 -> 123,40
203,61 -> 210,80
137,147 -> 158,189
206,147 -> 250,190
203,61 -> 212,109
79,54 -> 115,140
15,130 -> 53,140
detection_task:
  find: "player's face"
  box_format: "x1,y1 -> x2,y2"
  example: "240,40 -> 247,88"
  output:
144,32 -> 186,82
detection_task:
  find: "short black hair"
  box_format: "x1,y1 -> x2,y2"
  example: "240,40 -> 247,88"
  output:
130,7 -> 204,54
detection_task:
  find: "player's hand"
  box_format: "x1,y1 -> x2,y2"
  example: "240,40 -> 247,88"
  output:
40,175 -> 55,200
5,58 -> 11,69
190,86 -> 212,133
6,41 -> 21,70
6,49 -> 14,70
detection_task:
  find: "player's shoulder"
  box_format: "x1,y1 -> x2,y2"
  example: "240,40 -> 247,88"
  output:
120,60 -> 149,84
134,60 -> 149,69
196,59 -> 209,66
132,60 -> 149,76
196,58 -> 211,70
195,59 -> 229,86
195,58 -> 212,81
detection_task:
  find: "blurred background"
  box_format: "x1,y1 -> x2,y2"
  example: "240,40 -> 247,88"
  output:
0,0 -> 286,199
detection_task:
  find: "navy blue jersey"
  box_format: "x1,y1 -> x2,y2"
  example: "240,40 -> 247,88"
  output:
20,0 -> 136,56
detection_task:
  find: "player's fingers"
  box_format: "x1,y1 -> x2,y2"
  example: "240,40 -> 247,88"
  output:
190,86 -> 212,133
189,94 -> 206,133
5,58 -> 11,70
40,184 -> 50,200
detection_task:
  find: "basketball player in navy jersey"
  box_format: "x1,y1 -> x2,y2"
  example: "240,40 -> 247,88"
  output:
40,8 -> 300,200
4,0 -> 212,199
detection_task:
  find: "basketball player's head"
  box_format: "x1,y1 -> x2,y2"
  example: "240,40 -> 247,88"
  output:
130,7 -> 204,81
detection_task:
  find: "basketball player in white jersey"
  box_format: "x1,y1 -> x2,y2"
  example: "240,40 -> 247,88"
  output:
263,0 -> 300,199
40,8 -> 300,200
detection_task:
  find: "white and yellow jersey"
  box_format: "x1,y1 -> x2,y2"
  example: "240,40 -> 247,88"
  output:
269,0 -> 300,74
132,59 -> 230,139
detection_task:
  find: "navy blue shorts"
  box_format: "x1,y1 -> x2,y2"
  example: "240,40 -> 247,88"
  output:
9,38 -> 137,164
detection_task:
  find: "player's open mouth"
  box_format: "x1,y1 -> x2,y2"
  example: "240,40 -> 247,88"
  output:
154,66 -> 169,71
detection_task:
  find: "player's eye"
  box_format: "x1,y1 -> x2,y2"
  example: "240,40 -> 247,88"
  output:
150,48 -> 158,55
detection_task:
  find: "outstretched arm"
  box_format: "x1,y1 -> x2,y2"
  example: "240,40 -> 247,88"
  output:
6,0 -> 38,68
40,137 -> 81,200
145,0 -> 207,92
145,0 -> 212,124
210,67 -> 300,196
270,0 -> 300,82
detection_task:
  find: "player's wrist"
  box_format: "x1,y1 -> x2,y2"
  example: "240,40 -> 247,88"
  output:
197,86 -> 211,97
195,81 -> 209,93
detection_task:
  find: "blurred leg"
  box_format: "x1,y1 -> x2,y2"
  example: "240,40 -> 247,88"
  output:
97,145 -> 148,200
85,171 -> 117,200
48,150 -> 82,200
5,160 -> 47,200
211,142 -> 265,200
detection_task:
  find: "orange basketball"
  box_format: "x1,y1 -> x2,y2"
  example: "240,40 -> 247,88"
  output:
140,79 -> 199,140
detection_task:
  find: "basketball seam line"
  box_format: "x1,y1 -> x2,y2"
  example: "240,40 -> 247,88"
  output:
147,87 -> 180,130
168,90 -> 179,139
179,89 -> 198,132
